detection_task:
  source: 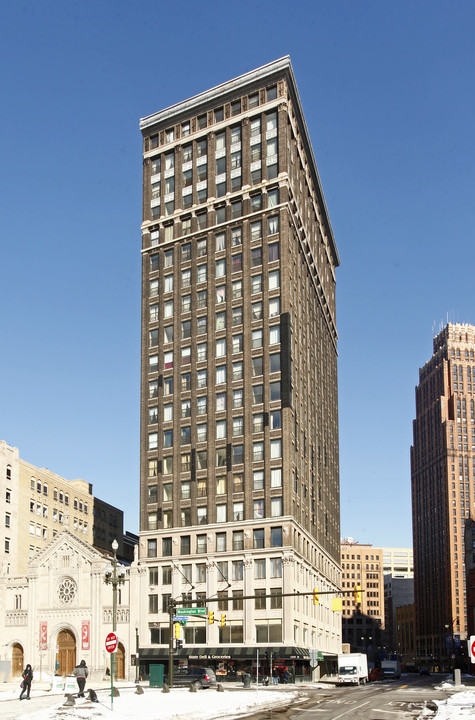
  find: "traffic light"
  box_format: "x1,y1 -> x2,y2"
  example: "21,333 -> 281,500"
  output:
175,639 -> 183,649
220,614 -> 226,627
353,584 -> 361,604
174,622 -> 181,638
208,611 -> 214,625
313,588 -> 319,605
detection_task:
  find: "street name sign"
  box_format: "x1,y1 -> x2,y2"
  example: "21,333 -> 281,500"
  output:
176,607 -> 207,616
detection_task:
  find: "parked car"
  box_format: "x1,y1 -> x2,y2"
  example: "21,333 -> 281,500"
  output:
165,667 -> 217,689
419,667 -> 430,676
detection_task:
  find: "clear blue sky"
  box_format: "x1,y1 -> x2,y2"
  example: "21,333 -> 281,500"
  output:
1,1 -> 474,547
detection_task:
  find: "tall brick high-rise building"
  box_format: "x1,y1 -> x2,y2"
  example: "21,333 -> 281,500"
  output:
137,57 -> 341,677
411,323 -> 475,663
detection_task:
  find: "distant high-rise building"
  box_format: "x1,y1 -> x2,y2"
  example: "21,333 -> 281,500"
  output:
340,538 -> 385,655
138,57 -> 341,676
411,323 -> 475,662
382,547 -> 413,578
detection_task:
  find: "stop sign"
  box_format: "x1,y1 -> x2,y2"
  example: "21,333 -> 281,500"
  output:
469,636 -> 475,664
105,631 -> 118,654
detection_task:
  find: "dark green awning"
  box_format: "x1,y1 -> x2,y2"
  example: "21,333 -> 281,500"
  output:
140,646 -> 310,660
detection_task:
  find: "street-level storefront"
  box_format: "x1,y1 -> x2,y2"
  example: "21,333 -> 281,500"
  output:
139,646 -> 313,682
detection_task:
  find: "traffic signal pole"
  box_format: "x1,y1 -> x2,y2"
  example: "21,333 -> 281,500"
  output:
165,587 -> 361,687
168,598 -> 176,688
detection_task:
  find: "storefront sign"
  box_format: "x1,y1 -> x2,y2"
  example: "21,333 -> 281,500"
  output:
188,654 -> 231,660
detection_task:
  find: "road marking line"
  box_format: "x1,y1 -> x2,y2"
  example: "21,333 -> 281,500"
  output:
371,710 -> 404,715
332,700 -> 370,720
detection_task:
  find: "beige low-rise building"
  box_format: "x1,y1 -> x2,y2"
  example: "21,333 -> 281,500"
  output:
1,440 -> 127,577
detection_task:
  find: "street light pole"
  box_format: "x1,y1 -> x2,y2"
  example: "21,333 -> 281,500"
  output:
135,623 -> 140,683
104,538 -> 125,680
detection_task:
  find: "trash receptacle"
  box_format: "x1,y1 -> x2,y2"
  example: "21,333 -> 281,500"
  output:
242,673 -> 251,688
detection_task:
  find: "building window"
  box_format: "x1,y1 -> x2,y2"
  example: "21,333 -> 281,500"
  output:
267,216 -> 279,235
233,473 -> 244,493
254,559 -> 266,579
216,504 -> 227,522
232,560 -> 244,580
271,468 -> 282,488
254,499 -> 265,520
271,497 -> 283,517
251,275 -> 262,294
269,326 -> 280,345
147,539 -> 157,558
233,531 -> 244,551
269,270 -> 280,290
233,502 -> 244,521
253,528 -> 265,548
253,441 -> 264,461
233,416 -> 244,437
197,507 -> 208,525
255,589 -> 266,610
270,556 -> 282,577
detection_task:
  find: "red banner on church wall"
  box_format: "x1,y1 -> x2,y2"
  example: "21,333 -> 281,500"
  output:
82,620 -> 90,650
39,621 -> 47,650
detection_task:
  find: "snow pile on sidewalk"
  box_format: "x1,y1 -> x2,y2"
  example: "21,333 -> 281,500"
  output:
431,691 -> 475,718
17,687 -> 299,720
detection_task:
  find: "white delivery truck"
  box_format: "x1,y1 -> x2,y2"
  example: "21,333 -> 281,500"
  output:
381,660 -> 401,679
337,653 -> 369,685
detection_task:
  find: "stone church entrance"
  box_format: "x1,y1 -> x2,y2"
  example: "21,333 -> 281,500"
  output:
57,629 -> 76,676
12,643 -> 24,677
116,642 -> 125,679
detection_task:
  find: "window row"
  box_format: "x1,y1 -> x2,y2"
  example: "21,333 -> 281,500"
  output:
149,187 -> 280,249
150,251 -> 279,300
151,297 -> 280,331
149,351 -> 280,399
150,273 -> 281,313
148,86 -> 277,151
149,496 -> 283,530
153,468 -> 282,504
149,431 -> 283,460
150,557 -> 283,589
149,326 -> 281,372
147,526 -> 284,558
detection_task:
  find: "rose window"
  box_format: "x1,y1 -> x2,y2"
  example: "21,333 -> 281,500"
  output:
57,577 -> 77,604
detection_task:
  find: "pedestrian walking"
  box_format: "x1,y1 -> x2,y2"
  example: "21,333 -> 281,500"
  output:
283,667 -> 290,683
272,667 -> 279,685
73,659 -> 89,697
19,664 -> 33,700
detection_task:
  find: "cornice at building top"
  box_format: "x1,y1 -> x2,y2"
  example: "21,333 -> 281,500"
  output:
140,56 -> 339,266
140,56 -> 292,131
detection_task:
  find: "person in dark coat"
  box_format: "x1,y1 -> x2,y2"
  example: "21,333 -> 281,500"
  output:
72,659 -> 89,697
19,664 -> 33,700
283,667 -> 290,683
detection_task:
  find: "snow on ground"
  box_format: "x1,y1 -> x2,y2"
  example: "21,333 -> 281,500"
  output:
431,691 -> 475,719
12,686 -> 300,720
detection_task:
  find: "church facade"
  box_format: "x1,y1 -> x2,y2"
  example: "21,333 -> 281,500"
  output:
0,529 -> 143,682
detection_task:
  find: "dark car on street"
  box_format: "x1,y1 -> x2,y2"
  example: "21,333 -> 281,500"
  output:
165,666 -> 217,689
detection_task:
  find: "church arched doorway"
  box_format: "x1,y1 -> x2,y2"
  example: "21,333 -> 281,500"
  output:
12,644 -> 24,677
116,642 -> 125,679
57,629 -> 76,676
